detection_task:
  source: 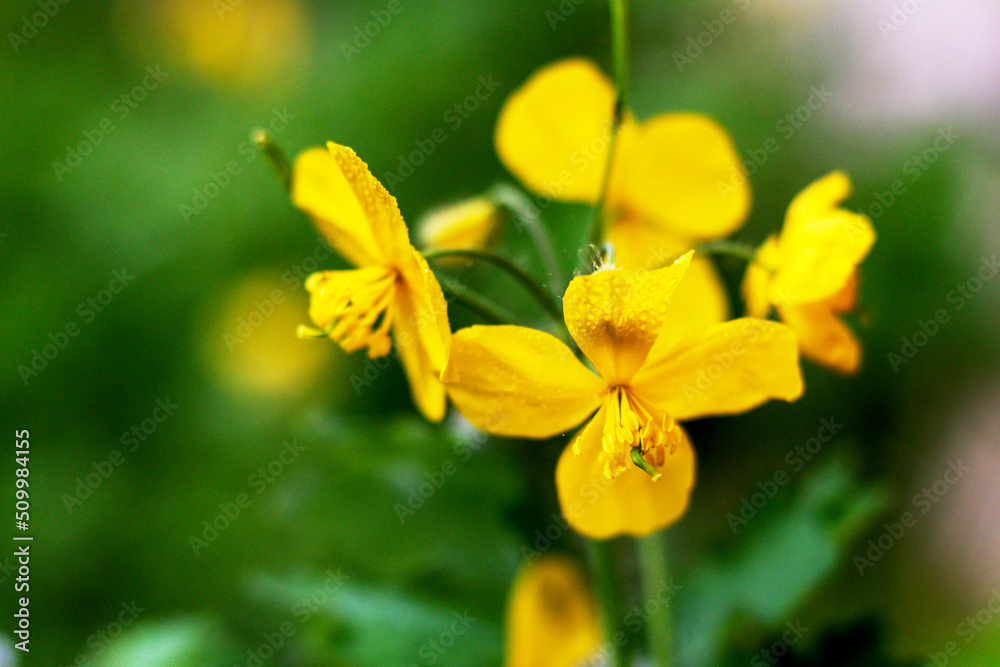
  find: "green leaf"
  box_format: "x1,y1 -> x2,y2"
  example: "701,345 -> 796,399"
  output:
678,454 -> 892,666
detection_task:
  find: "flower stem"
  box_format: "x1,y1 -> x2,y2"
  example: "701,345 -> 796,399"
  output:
434,273 -> 518,325
585,539 -> 628,667
579,0 -> 630,273
424,249 -> 564,324
694,240 -> 759,265
488,183 -> 564,291
610,0 -> 630,113
637,532 -> 674,666
253,129 -> 292,192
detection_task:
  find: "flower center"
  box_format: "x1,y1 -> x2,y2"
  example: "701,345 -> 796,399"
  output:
301,266 -> 398,358
586,386 -> 677,480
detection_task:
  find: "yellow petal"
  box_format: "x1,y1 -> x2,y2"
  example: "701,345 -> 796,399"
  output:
444,325 -> 605,438
292,143 -> 411,268
780,303 -> 861,375
417,197 -> 500,252
504,557 -> 602,667
771,171 -> 875,305
630,319 -> 803,421
393,250 -> 452,422
613,113 -> 750,242
556,411 -> 696,539
605,233 -> 730,346
604,214 -> 689,271
563,252 -> 693,384
741,235 -> 781,318
659,257 -> 730,343
495,58 -> 621,203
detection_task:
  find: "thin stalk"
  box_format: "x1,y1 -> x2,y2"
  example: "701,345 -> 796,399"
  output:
489,183 -> 564,291
424,249 -> 563,324
579,0 -> 630,273
610,0 -> 630,112
694,240 -> 760,265
253,129 -> 292,192
586,539 -> 627,667
435,273 -> 517,325
637,532 -> 674,666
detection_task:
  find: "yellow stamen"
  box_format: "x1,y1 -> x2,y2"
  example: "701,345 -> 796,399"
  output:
303,266 -> 398,358
599,387 -> 676,479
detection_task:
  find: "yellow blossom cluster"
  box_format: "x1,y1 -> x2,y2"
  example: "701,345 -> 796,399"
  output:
286,58 -> 875,541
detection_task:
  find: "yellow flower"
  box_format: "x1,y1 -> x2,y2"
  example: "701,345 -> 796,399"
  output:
292,143 -> 451,421
418,196 -> 500,252
504,557 -> 602,667
444,253 -> 803,538
495,57 -> 750,333
742,171 -> 875,374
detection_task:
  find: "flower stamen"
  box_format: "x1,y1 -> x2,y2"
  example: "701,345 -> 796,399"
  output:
301,266 -> 398,358
599,387 -> 676,479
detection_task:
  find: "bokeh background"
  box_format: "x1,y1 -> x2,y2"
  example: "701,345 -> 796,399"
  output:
2,0 -> 999,665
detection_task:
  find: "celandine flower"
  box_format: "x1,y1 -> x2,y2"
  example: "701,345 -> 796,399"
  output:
495,58 -> 750,334
292,143 -> 451,421
504,557 -> 601,667
418,196 -> 500,252
444,253 -> 803,538
742,171 -> 875,374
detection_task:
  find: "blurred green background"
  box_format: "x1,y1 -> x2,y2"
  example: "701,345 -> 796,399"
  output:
2,0 -> 999,665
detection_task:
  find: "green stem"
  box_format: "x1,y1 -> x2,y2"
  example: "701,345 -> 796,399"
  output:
610,0 -> 629,113
488,183 -> 564,291
434,273 -> 517,325
586,539 -> 627,667
579,0 -> 630,273
424,249 -> 564,324
694,240 -> 759,265
637,532 -> 674,666
253,129 -> 292,192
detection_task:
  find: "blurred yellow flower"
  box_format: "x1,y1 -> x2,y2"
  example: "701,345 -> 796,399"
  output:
495,59 -> 750,264
495,57 -> 749,333
114,0 -> 306,88
742,171 -> 875,374
504,557 -> 602,667
292,143 -> 451,421
417,196 -> 500,252
445,252 -> 803,538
